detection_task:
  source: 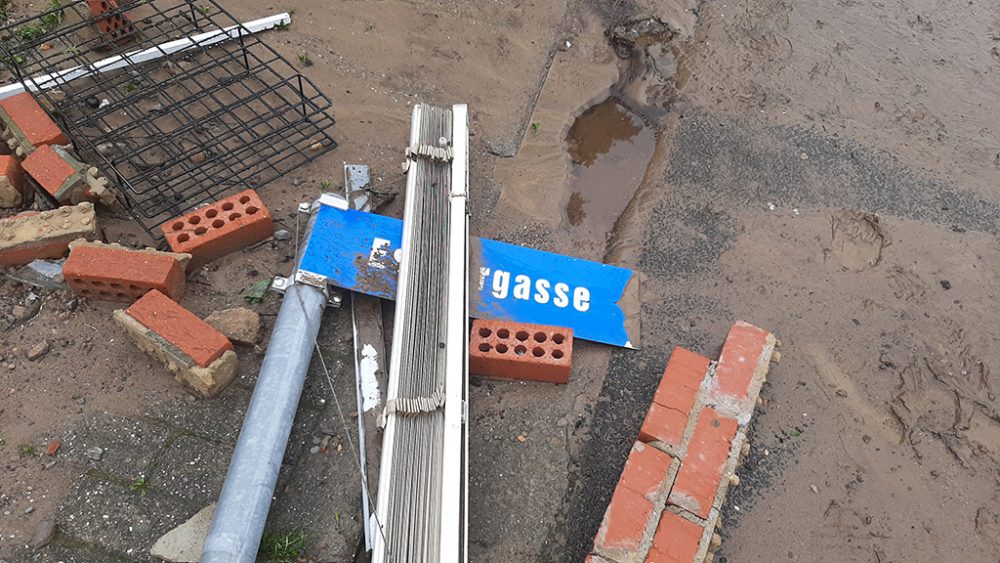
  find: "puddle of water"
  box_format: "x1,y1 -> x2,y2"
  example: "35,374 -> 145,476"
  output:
564,98 -> 656,233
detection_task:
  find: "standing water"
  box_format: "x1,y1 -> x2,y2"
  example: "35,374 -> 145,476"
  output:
564,98 -> 655,239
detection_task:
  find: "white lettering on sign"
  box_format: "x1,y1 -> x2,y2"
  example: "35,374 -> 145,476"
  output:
492,270 -> 510,299
487,270 -> 591,313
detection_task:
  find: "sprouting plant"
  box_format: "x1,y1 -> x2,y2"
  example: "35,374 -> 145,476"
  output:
130,475 -> 150,495
125,82 -> 137,93
320,179 -> 332,190
530,122 -> 541,133
259,529 -> 308,563
297,52 -> 312,67
40,0 -> 65,31
17,444 -> 35,457
274,21 -> 289,31
15,25 -> 45,41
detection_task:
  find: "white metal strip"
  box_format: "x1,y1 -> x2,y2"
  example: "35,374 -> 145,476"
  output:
438,103 -> 469,563
0,13 -> 292,100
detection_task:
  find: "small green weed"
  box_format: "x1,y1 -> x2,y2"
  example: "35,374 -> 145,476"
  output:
259,529 -> 308,563
320,179 -> 332,190
297,52 -> 312,67
17,444 -> 35,457
129,475 -> 150,494
530,122 -> 541,134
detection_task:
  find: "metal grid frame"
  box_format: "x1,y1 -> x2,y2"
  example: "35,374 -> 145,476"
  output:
0,0 -> 336,236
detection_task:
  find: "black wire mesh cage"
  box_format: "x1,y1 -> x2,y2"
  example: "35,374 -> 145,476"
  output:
0,0 -> 336,236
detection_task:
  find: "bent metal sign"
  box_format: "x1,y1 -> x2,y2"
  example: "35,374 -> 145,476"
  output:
298,204 -> 641,348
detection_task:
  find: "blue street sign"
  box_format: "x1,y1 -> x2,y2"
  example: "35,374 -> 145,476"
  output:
298,202 -> 640,348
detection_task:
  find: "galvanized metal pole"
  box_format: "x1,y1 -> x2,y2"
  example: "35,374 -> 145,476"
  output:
202,212 -> 330,563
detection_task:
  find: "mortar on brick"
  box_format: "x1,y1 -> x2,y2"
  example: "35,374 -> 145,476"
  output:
114,310 -> 238,398
0,154 -> 25,208
0,202 -> 97,266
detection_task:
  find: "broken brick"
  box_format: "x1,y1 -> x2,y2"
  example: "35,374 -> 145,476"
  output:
668,407 -> 738,519
0,92 -> 68,156
46,439 -> 60,457
114,290 -> 237,397
0,202 -> 98,266
63,240 -> 190,302
162,189 -> 274,269
645,511 -> 703,563
469,319 -> 573,383
0,154 -> 25,208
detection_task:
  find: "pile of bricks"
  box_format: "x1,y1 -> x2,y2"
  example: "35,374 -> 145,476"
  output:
1,182 -> 277,396
588,321 -> 780,563
0,92 -> 113,209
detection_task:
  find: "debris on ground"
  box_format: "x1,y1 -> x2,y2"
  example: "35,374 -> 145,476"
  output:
7,258 -> 64,288
150,503 -> 216,563
29,519 -> 56,549
25,340 -> 49,361
114,289 -> 237,397
204,307 -> 262,346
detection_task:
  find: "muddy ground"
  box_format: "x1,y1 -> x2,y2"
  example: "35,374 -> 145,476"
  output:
3,0 -> 1000,561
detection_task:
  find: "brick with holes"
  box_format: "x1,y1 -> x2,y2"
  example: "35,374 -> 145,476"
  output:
114,289 -> 237,397
88,0 -> 138,45
161,189 -> 274,269
0,203 -> 97,266
469,319 -> 573,384
63,240 -> 191,302
0,92 -> 68,157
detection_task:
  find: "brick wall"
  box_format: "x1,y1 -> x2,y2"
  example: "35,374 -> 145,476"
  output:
590,321 -> 779,563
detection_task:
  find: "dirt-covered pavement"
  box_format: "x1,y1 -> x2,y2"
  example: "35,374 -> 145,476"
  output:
3,0 -> 1000,561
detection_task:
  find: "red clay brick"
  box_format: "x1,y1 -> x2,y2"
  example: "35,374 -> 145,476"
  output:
469,319 -> 573,383
22,144 -> 76,201
714,321 -> 772,401
63,241 -> 187,302
46,439 -> 60,456
0,154 -> 25,207
619,441 -> 673,501
0,92 -> 68,148
594,485 -> 654,553
638,402 -> 689,447
126,290 -> 232,368
652,347 -> 710,407
668,407 -> 738,519
645,511 -> 703,563
639,347 -> 711,448
88,0 -> 137,45
0,203 -> 97,266
162,189 -> 274,269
